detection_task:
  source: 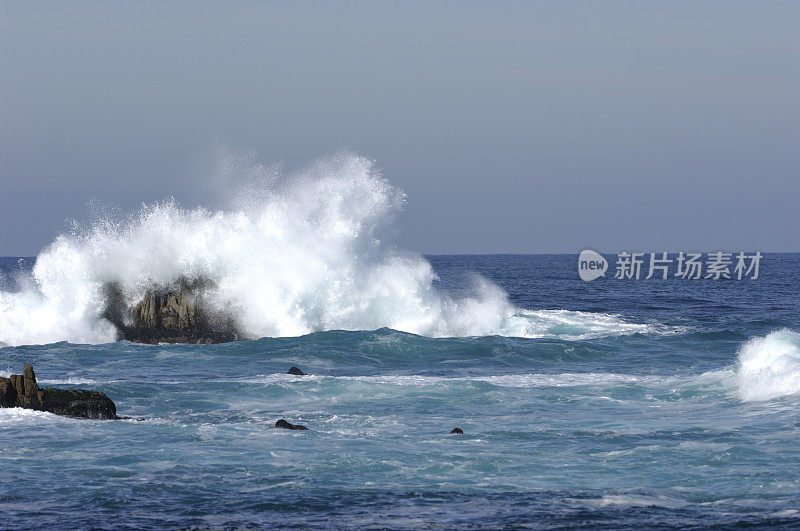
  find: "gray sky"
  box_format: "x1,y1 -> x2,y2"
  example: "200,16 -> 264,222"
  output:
1,1 -> 799,255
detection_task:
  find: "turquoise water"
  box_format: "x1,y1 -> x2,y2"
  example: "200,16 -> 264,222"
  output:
2,254 -> 800,528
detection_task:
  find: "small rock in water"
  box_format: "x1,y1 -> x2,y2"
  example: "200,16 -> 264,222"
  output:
275,418 -> 308,430
287,366 -> 306,376
450,427 -> 464,434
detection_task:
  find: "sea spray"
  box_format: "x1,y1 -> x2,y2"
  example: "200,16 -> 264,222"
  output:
737,329 -> 800,401
0,151 -> 654,346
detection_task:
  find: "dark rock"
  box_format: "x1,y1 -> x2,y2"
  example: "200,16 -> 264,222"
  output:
0,364 -> 118,420
102,278 -> 241,344
0,377 -> 17,407
287,366 -> 306,376
450,427 -> 464,434
23,363 -> 39,395
275,419 -> 308,430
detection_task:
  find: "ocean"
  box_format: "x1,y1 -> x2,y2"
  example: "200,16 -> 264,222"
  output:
2,253 -> 800,529
1,158 -> 799,528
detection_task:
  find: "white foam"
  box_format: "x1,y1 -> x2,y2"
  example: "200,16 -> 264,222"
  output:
242,372 -> 648,388
737,329 -> 800,401
0,407 -> 64,425
592,494 -> 689,509
0,150 -> 666,346
38,378 -> 98,386
508,309 -> 667,340
0,369 -> 95,385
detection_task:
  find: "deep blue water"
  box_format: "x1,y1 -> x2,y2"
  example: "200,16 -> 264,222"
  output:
2,254 -> 800,529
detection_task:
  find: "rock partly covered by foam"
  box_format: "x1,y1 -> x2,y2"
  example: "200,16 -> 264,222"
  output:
0,364 -> 118,419
103,278 -> 240,344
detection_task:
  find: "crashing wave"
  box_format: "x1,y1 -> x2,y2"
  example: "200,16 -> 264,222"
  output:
736,329 -> 800,401
0,150 -> 660,346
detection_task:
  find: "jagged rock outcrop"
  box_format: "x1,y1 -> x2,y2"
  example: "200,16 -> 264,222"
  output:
0,364 -> 118,419
287,366 -> 306,375
103,278 -> 240,344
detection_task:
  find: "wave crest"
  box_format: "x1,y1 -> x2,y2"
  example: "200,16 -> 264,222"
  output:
737,329 -> 800,401
0,150 -> 660,346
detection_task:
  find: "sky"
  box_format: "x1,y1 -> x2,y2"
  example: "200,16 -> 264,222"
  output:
1,1 -> 799,255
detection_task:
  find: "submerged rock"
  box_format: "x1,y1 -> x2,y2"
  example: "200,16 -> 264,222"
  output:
275,419 -> 308,430
450,427 -> 464,434
0,364 -> 118,420
103,278 -> 240,344
287,366 -> 306,376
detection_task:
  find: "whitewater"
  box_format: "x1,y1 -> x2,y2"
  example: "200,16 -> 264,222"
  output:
0,151 -> 662,346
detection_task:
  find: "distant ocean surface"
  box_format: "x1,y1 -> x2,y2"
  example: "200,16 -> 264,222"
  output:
2,253 -> 800,529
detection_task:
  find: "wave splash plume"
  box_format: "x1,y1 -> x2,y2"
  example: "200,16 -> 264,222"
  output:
737,329 -> 800,401
0,151 -> 650,346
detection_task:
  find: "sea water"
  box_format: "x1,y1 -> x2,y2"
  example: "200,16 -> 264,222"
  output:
1,154 -> 799,528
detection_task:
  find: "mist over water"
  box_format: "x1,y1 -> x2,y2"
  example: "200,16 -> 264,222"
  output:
0,150 -> 655,347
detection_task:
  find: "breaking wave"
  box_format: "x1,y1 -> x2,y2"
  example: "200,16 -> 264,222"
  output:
736,329 -> 800,401
0,150 -> 661,346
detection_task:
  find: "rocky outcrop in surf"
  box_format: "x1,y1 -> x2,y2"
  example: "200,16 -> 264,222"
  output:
275,419 -> 308,430
103,278 -> 240,344
0,364 -> 118,419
